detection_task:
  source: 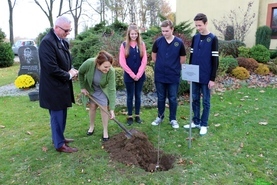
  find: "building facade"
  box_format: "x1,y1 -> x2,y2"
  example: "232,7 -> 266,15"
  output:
176,0 -> 277,49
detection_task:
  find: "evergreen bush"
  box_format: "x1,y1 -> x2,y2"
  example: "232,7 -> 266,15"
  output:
0,42 -> 14,68
267,62 -> 277,75
178,79 -> 189,96
249,44 -> 270,63
114,67 -> 124,91
72,34 -> 102,69
238,46 -> 250,58
218,56 -> 238,76
269,49 -> 277,59
255,64 -> 270,75
224,25 -> 234,40
255,26 -> 271,49
232,66 -> 250,80
143,66 -> 155,94
218,40 -> 245,57
0,28 -> 6,42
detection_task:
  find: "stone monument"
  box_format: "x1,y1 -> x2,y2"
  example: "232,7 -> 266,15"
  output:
18,45 -> 40,81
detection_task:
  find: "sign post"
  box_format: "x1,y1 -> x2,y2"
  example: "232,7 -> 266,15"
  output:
181,64 -> 199,148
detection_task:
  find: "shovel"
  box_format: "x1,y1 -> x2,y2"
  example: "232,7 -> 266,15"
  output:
87,94 -> 133,139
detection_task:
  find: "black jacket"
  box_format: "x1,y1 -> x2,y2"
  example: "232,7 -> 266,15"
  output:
39,28 -> 75,110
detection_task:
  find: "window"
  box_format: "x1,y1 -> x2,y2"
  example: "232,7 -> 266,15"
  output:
267,3 -> 277,39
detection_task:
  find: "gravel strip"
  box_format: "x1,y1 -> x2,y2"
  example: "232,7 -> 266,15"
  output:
0,83 -> 37,97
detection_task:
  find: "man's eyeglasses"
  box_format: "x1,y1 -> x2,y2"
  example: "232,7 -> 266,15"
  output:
57,26 -> 72,33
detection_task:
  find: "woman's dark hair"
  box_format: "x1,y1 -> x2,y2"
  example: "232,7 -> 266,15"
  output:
95,50 -> 114,65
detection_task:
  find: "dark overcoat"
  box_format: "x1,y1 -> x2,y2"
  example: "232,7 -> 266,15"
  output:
39,28 -> 75,110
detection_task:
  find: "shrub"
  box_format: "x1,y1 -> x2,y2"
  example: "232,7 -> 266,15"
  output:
72,33 -> 102,69
232,66 -> 250,80
0,42 -> 14,68
114,67 -> 124,91
267,63 -> 277,75
218,40 -> 246,57
178,79 -> 189,96
218,56 -> 238,75
14,74 -> 35,89
224,25 -> 234,41
0,28 -> 6,43
115,66 -> 155,94
249,44 -> 270,63
269,49 -> 277,59
143,66 -> 155,94
255,26 -> 271,49
238,46 -> 250,58
269,58 -> 277,65
237,57 -> 259,72
255,64 -> 270,75
100,32 -> 124,67
36,28 -> 51,47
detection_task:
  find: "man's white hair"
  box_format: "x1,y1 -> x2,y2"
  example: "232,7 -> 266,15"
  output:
55,16 -> 71,26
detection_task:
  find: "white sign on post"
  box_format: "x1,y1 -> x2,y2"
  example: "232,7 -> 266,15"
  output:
181,64 -> 199,82
181,64 -> 199,148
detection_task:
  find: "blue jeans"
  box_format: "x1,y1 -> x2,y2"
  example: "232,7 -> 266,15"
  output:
192,82 -> 210,127
155,82 -> 179,121
125,79 -> 144,116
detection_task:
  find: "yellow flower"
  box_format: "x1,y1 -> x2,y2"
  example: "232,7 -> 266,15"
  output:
14,74 -> 35,89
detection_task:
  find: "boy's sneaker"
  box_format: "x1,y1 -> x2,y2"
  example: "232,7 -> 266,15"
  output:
170,120 -> 179,129
183,122 -> 200,129
151,117 -> 162,126
200,126 -> 208,135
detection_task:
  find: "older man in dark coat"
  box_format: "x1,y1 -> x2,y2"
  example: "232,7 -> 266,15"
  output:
39,15 -> 78,153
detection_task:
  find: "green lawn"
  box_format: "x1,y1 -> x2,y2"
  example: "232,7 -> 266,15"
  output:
0,62 -> 20,86
0,81 -> 276,184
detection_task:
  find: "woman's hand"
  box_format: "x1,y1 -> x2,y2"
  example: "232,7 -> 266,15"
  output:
81,89 -> 89,96
110,110 -> 115,119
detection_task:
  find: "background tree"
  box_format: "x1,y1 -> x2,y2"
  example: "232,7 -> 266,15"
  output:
33,0 -> 58,28
159,0 -> 173,22
211,1 -> 255,42
105,0 -> 128,22
7,0 -> 16,45
86,0 -> 107,23
147,0 -> 160,26
68,0 -> 84,38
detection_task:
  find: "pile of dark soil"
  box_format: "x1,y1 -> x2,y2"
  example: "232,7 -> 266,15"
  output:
103,130 -> 175,172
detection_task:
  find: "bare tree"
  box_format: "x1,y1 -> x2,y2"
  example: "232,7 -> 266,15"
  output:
146,0 -> 160,26
7,0 -> 16,45
127,0 -> 136,23
87,0 -> 107,22
159,0 -> 173,22
106,0 -> 128,22
211,1 -> 255,42
68,0 -> 84,38
33,0 -> 59,28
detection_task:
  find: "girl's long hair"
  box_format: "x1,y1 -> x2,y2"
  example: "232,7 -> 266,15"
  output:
124,23 -> 144,58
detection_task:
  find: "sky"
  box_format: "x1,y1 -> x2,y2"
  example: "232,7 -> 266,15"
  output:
0,0 -> 176,40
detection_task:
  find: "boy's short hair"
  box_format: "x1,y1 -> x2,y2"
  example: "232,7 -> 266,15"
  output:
194,13 -> 208,24
160,20 -> 174,29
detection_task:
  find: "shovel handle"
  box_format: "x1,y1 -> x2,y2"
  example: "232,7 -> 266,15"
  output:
87,94 -> 133,137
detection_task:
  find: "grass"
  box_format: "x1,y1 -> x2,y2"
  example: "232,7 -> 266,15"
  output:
0,71 -> 277,184
0,62 -> 20,86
